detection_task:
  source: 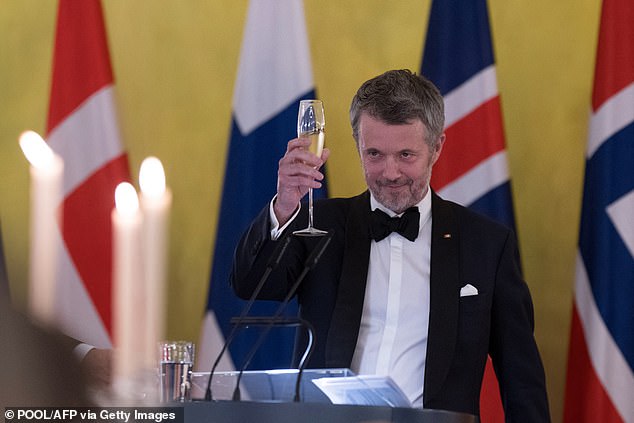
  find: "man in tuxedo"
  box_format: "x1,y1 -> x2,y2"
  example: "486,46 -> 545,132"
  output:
0,222 -> 111,390
1,301 -> 92,405
231,69 -> 550,421
1,226 -> 91,404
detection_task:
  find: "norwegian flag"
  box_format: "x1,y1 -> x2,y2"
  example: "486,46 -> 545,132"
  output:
421,0 -> 515,421
46,0 -> 131,347
563,0 -> 634,421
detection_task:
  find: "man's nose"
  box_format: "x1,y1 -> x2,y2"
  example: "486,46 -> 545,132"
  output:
383,156 -> 401,179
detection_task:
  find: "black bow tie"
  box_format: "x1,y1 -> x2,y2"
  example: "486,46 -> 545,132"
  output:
369,207 -> 420,242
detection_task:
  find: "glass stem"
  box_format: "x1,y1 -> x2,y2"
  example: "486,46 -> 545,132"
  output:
308,187 -> 315,229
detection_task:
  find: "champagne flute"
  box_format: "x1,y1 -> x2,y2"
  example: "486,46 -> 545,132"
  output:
293,99 -> 328,237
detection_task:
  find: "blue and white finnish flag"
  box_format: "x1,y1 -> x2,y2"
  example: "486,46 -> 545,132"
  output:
197,0 -> 326,373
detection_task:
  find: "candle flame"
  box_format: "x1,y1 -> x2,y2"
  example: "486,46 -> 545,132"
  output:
19,130 -> 55,169
139,156 -> 166,199
115,182 -> 139,217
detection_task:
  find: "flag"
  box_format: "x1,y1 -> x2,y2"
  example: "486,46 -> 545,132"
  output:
421,0 -> 514,420
563,0 -> 634,420
197,0 -> 327,373
46,0 -> 130,347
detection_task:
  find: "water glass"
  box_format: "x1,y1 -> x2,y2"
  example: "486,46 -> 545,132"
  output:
158,340 -> 195,402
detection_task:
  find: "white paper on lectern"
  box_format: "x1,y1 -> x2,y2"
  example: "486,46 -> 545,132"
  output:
312,375 -> 411,407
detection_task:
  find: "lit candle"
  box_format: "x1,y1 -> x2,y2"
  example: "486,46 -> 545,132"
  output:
19,130 -> 63,325
139,157 -> 171,370
112,182 -> 144,386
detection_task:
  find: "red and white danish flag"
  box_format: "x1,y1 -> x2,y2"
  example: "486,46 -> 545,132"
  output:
46,0 -> 131,347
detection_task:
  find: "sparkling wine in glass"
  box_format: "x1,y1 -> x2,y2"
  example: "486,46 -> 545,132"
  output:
293,99 -> 328,237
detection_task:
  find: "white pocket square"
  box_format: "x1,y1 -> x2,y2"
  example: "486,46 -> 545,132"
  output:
460,283 -> 478,297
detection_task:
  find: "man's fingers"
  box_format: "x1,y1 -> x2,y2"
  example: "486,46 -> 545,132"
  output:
279,171 -> 323,188
283,138 -> 324,167
286,137 -> 311,152
280,161 -> 324,180
319,147 -> 331,166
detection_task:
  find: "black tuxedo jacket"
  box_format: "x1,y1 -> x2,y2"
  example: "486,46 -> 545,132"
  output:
231,191 -> 550,421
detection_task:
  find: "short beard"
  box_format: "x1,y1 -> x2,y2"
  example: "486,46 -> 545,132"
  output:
370,177 -> 428,214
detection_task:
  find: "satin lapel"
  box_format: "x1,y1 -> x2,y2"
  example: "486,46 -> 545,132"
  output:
424,192 -> 462,403
325,192 -> 372,368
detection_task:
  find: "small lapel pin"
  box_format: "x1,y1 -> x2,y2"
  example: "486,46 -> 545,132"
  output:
443,233 -> 452,239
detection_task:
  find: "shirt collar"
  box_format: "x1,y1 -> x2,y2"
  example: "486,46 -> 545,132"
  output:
369,188 -> 432,231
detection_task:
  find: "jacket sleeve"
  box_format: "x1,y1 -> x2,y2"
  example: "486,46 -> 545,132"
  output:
230,204 -> 306,301
490,229 -> 551,422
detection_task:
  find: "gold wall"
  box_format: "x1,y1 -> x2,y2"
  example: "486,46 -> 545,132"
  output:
0,1 -> 602,420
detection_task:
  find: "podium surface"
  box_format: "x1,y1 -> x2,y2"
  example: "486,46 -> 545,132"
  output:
184,401 -> 478,423
191,368 -> 356,403
185,369 -> 477,422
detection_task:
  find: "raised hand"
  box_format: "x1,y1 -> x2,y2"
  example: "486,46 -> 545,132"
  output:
274,137 -> 329,227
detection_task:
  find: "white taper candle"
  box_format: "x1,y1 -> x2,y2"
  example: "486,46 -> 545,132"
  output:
19,130 -> 63,325
112,181 -> 144,386
139,157 -> 171,371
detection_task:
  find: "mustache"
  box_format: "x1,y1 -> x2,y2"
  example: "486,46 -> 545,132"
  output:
375,177 -> 412,187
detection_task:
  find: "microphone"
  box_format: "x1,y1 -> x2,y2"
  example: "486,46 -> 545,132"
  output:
231,229 -> 334,401
204,232 -> 293,401
230,316 -> 316,402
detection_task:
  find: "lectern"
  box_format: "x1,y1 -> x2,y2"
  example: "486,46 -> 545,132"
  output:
184,369 -> 477,423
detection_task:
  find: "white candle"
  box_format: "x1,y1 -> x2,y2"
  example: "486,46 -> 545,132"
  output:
19,130 -> 63,325
112,182 -> 144,385
139,157 -> 171,370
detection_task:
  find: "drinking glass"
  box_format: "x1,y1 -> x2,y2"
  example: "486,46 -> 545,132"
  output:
159,340 -> 195,402
293,99 -> 328,237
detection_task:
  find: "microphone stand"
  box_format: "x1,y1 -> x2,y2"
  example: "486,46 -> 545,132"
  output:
204,233 -> 292,401
229,316 -> 315,402
232,230 -> 334,401
293,318 -> 315,402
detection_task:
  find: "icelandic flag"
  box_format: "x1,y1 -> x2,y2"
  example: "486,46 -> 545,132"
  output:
197,0 -> 327,372
421,0 -> 514,420
46,0 -> 131,347
563,0 -> 634,421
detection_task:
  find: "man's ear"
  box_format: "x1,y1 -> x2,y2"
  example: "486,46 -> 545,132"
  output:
431,133 -> 446,165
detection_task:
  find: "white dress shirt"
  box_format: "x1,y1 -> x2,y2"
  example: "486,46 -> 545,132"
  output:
350,190 -> 432,407
269,195 -> 301,239
269,190 -> 433,406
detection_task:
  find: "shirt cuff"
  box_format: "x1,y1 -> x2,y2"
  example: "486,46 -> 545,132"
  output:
73,343 -> 95,361
269,195 -> 301,240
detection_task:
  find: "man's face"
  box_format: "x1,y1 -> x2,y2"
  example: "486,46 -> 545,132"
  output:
357,113 -> 444,214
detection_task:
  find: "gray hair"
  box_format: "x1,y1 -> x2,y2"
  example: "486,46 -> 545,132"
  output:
349,69 -> 445,147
